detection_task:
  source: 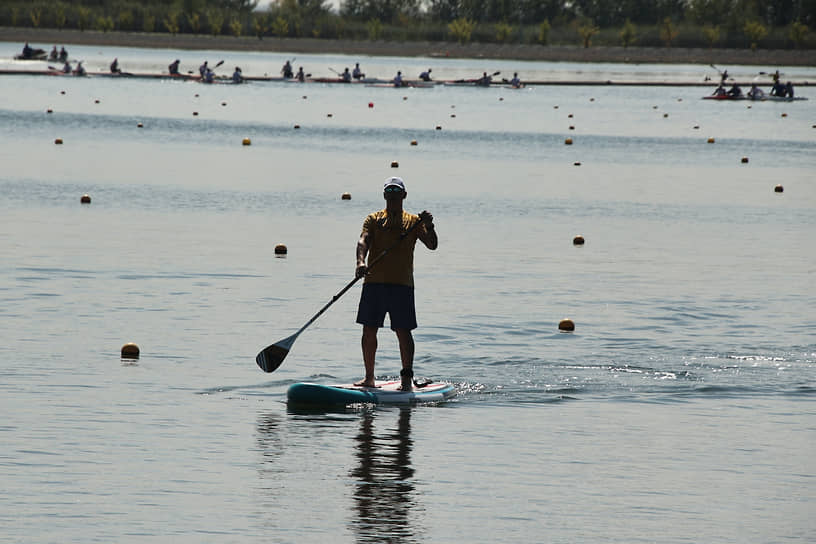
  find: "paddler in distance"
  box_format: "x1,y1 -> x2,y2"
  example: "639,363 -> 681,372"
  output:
352,62 -> 365,80
355,177 -> 438,392
419,68 -> 432,82
282,60 -> 293,79
168,59 -> 180,75
341,67 -> 352,83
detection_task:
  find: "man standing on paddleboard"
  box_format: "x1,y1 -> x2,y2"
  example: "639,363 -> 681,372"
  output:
355,177 -> 438,391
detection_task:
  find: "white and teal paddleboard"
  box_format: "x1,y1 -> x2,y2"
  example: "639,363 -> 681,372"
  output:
287,379 -> 456,406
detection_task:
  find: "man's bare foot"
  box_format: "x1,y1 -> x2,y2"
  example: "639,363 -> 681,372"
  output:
354,379 -> 378,388
398,380 -> 413,392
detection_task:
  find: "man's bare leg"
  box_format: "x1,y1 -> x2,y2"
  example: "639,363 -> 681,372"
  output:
395,328 -> 414,391
355,325 -> 378,387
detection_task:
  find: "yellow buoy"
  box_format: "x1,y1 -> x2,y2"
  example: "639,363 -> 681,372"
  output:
565,138 -> 573,145
774,184 -> 784,193
707,137 -> 715,143
80,194 -> 91,204
410,140 -> 418,146
341,192 -> 352,200
391,160 -> 399,168
558,319 -> 576,332
54,138 -> 63,145
121,343 -> 140,359
274,243 -> 288,255
573,235 -> 585,245
242,137 -> 251,146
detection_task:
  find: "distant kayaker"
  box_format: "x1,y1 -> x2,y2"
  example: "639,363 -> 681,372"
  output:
62,61 -> 71,74
510,72 -> 522,88
747,84 -> 765,100
49,46 -> 58,61
282,60 -> 293,79
726,83 -> 742,97
352,63 -> 365,80
476,72 -> 492,86
204,68 -> 215,83
73,61 -> 86,77
419,68 -> 432,82
110,58 -> 121,74
785,81 -> 794,98
296,66 -> 305,82
59,47 -> 68,62
341,67 -> 352,83
232,66 -> 243,83
770,80 -> 786,97
393,71 -> 404,87
712,85 -> 726,96
354,177 -> 438,392
199,61 -> 208,77
168,59 -> 180,75
21,42 -> 33,59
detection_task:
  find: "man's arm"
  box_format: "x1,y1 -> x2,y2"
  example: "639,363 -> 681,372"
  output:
356,231 -> 370,278
418,211 -> 438,250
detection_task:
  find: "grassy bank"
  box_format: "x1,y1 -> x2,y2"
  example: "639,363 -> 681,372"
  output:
4,27 -> 815,67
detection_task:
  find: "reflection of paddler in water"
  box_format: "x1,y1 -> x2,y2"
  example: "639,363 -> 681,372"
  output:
350,408 -> 416,543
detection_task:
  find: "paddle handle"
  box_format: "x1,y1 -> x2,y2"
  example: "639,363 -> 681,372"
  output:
294,216 -> 425,337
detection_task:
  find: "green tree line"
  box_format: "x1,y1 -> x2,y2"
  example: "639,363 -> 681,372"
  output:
1,0 -> 813,49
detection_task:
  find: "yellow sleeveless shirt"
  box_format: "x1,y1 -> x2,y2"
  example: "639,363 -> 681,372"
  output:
361,209 -> 421,287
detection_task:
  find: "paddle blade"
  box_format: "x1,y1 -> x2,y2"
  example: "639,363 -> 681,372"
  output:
255,332 -> 298,373
256,344 -> 289,373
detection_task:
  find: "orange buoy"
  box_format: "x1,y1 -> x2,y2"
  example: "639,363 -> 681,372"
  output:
436,125 -> 442,130
46,108 -> 53,114
569,125 -> 575,130
121,343 -> 140,359
410,140 -> 418,146
568,113 -> 573,118
573,235 -> 585,245
274,243 -> 288,255
242,137 -> 251,146
391,160 -> 399,168
558,319 -> 576,332
741,156 -> 749,163
294,124 -> 300,129
707,137 -> 715,143
80,194 -> 91,204
368,102 -> 374,108
774,184 -> 784,193
137,122 -> 143,128
565,138 -> 573,145
341,192 -> 351,200
94,99 -> 100,104
193,111 -> 199,116
54,138 -> 63,145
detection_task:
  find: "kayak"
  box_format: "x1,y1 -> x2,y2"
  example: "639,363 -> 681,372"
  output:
365,82 -> 434,88
287,379 -> 456,406
702,94 -> 808,101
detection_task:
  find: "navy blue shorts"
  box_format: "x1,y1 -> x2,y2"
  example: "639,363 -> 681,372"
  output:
356,283 -> 417,330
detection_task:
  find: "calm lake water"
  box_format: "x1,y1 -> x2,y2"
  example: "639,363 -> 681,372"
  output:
1,42 -> 815,543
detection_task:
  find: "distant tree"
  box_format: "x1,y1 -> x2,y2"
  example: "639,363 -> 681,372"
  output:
702,24 -> 721,48
577,22 -> 600,48
659,17 -> 678,47
207,8 -> 225,36
230,17 -> 243,37
743,20 -> 768,50
495,21 -> 514,43
271,15 -> 289,36
164,11 -> 181,34
253,12 -> 270,39
789,21 -> 809,48
538,19 -> 551,45
366,17 -> 382,39
449,17 -> 476,43
30,7 -> 42,28
76,5 -> 92,31
620,19 -> 637,47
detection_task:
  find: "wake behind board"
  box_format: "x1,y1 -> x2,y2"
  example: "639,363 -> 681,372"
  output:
287,380 -> 456,406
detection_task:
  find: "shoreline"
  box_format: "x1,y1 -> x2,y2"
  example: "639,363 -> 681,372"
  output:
4,26 -> 815,67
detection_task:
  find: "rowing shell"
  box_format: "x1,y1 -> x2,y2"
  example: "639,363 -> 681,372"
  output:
702,95 -> 808,101
287,379 -> 456,406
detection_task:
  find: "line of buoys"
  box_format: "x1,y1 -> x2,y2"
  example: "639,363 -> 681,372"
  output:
774,184 -> 784,193
573,235 -> 585,245
274,243 -> 288,255
54,138 -> 63,144
121,342 -> 140,359
242,137 -> 251,146
341,192 -> 351,200
80,194 -> 91,204
558,319 -> 575,332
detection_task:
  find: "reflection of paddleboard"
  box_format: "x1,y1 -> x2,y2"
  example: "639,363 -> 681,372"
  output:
287,380 -> 456,405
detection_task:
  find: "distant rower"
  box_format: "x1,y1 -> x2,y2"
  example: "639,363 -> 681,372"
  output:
419,68 -> 432,82
352,63 -> 365,80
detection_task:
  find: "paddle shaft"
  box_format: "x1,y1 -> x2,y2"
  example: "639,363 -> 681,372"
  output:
290,216 -> 425,339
